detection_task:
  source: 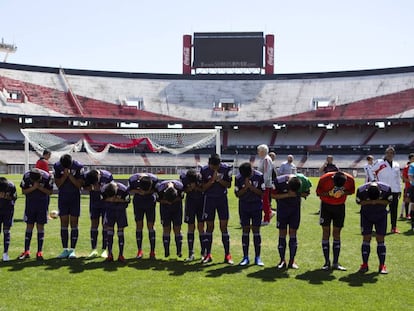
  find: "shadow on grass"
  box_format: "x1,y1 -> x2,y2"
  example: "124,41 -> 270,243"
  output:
246,266 -> 289,282
338,271 -> 379,287
295,269 -> 336,285
1,256 -> 129,274
205,264 -> 244,278
402,229 -> 414,236
128,257 -> 206,276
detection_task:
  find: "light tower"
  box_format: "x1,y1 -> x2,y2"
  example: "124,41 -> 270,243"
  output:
0,38 -> 17,62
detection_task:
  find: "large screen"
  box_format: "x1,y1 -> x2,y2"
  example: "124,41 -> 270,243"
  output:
193,32 -> 264,68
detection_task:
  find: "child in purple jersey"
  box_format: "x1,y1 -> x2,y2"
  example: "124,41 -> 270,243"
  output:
356,182 -> 392,274
102,181 -> 130,263
83,169 -> 113,259
181,168 -> 206,262
157,180 -> 184,258
19,168 -> 53,260
0,177 -> 17,261
53,154 -> 84,259
200,154 -> 233,265
128,173 -> 158,259
234,162 -> 265,267
272,174 -> 311,270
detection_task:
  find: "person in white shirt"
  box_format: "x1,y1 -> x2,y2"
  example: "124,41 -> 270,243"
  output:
372,147 -> 402,233
257,145 -> 276,226
363,155 -> 376,183
277,155 -> 297,176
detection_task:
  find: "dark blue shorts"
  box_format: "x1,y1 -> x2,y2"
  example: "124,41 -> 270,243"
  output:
184,196 -> 204,224
319,202 -> 345,228
58,192 -> 81,217
133,196 -> 156,223
239,201 -> 262,227
360,206 -> 387,236
160,202 -> 182,227
202,195 -> 229,221
24,204 -> 48,225
277,206 -> 300,230
90,206 -> 106,219
104,207 -> 128,228
0,207 -> 14,227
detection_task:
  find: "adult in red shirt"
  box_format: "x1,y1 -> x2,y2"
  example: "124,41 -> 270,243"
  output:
35,150 -> 51,172
316,171 -> 355,271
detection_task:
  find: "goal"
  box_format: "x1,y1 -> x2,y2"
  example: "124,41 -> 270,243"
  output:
21,128 -> 221,170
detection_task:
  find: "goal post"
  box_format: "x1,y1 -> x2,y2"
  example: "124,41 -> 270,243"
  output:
21,128 -> 221,171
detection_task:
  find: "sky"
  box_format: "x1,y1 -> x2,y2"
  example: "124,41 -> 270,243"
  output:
1,0 -> 414,74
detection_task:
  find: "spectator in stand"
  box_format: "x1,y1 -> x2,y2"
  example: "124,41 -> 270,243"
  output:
401,153 -> 414,219
363,155 -> 376,183
319,155 -> 339,174
35,150 -> 51,172
257,145 -> 276,226
372,147 -> 402,234
277,155 -> 297,176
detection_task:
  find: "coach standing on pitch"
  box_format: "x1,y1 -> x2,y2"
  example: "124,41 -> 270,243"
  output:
372,147 -> 402,234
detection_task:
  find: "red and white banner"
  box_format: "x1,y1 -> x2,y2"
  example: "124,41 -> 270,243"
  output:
182,35 -> 192,74
265,34 -> 274,75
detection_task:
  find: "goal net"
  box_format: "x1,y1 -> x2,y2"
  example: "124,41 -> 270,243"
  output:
21,128 -> 220,168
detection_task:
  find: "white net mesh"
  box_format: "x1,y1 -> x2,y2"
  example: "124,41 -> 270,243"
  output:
21,128 -> 219,160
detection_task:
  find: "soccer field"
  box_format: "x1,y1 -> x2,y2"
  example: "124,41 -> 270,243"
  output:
1,175 -> 413,311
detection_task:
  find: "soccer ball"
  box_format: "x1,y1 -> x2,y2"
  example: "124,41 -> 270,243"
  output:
49,210 -> 59,219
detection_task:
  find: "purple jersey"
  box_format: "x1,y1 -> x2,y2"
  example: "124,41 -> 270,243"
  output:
102,182 -> 130,209
21,169 -> 53,203
83,169 -> 113,208
274,174 -> 301,209
356,182 -> 393,207
200,163 -> 232,197
128,173 -> 158,200
0,180 -> 17,209
156,180 -> 184,201
53,160 -> 84,193
234,169 -> 265,204
180,171 -> 203,200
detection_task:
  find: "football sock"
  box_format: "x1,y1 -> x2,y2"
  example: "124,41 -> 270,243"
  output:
61,227 -> 69,249
90,228 -> 98,249
107,230 -> 114,254
3,229 -> 10,253
278,236 -> 287,261
200,232 -> 208,256
333,240 -> 341,264
222,232 -> 230,255
136,230 -> 143,250
253,232 -> 261,258
187,232 -> 195,256
24,230 -> 33,252
149,230 -> 156,252
322,240 -> 330,263
206,232 -> 213,255
37,231 -> 44,252
70,227 -> 79,249
377,242 -> 386,265
175,233 -> 183,256
242,232 -> 249,258
102,228 -> 107,250
411,210 -> 414,227
163,235 -> 171,257
289,236 -> 298,262
361,241 -> 370,264
118,231 -> 124,256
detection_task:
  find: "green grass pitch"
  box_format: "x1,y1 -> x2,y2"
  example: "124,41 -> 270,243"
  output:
1,174 -> 413,310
